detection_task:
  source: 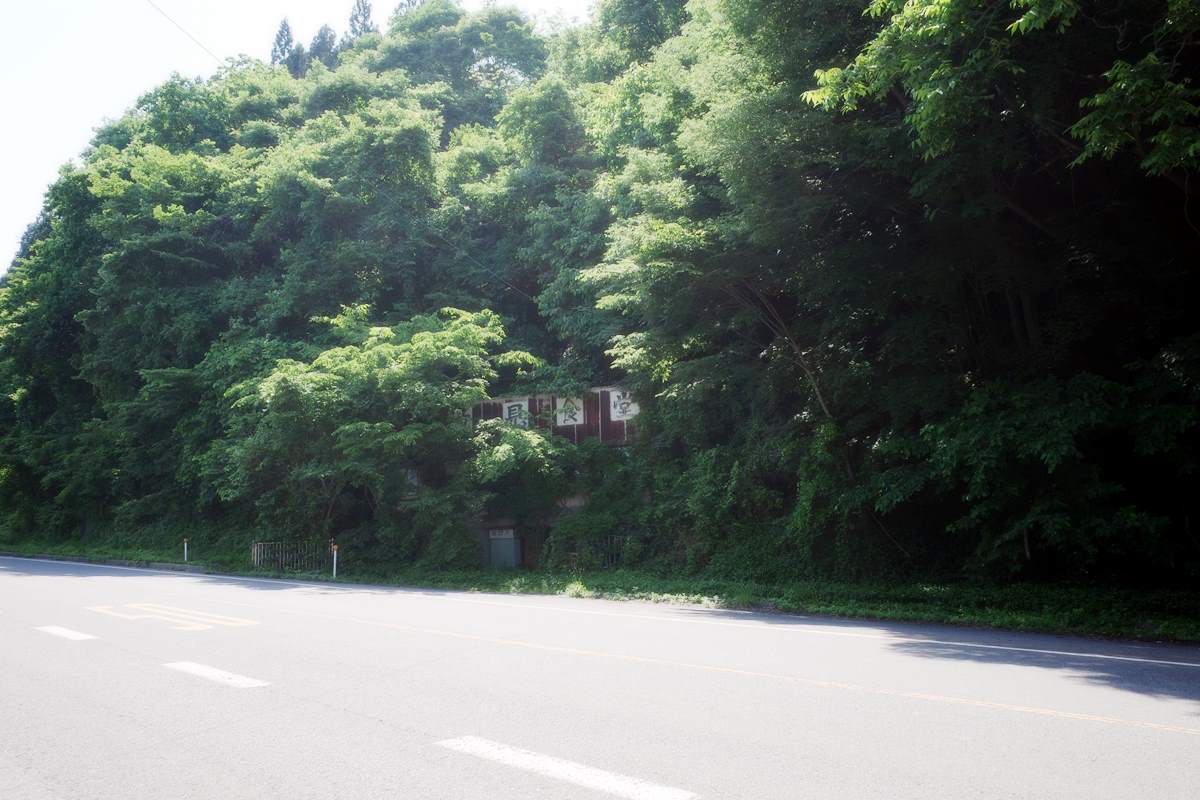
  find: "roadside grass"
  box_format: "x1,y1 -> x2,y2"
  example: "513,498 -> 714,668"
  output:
3,539 -> 1198,643
1,539 -> 186,565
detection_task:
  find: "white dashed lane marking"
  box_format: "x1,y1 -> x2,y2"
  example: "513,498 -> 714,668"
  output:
35,626 -> 96,641
163,662 -> 270,688
437,736 -> 698,800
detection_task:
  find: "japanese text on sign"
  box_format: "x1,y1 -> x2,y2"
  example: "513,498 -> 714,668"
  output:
556,397 -> 583,426
610,390 -> 639,421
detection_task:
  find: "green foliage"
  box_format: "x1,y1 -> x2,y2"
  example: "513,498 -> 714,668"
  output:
218,307 -> 546,565
271,19 -> 295,66
597,0 -> 689,61
1072,53 -> 1200,176
1,0 -> 1196,591
804,0 -> 1200,182
348,0 -> 378,40
498,79 -> 586,164
310,25 -> 340,70
919,375 -> 1192,575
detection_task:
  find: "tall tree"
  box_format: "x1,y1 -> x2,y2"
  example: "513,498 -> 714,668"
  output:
597,0 -> 687,60
348,0 -> 378,38
285,43 -> 310,78
310,24 -> 339,69
270,18 -> 294,65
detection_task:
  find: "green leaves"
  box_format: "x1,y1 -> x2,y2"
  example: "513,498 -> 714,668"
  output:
498,79 -> 586,164
1007,0 -> 1079,34
807,0 -> 1200,184
920,374 -> 1195,572
1,0 -> 1195,588
219,306 -> 556,560
1071,54 -> 1200,176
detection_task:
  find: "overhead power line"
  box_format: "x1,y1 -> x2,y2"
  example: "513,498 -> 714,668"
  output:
418,218 -> 538,305
145,0 -> 224,66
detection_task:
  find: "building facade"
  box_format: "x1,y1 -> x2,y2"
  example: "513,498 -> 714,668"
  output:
471,386 -> 639,446
470,387 -> 638,567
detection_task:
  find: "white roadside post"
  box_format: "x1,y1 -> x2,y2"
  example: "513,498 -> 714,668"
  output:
332,543 -> 338,579
183,538 -> 188,562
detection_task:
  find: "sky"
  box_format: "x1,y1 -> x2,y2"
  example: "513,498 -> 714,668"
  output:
0,0 -> 593,270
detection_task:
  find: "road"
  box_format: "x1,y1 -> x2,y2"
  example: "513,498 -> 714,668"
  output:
1,555 -> 1198,799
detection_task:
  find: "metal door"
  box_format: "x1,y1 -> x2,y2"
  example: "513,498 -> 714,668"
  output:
488,528 -> 518,568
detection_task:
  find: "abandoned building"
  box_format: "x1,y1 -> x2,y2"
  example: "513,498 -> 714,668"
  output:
470,387 -> 638,567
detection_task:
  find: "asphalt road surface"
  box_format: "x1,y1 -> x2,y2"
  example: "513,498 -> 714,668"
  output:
2,555 -> 1198,799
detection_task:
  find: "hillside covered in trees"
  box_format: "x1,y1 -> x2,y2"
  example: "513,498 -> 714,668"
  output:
2,0 -> 1197,586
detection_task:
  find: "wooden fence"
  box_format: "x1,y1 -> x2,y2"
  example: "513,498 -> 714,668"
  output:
251,539 -> 335,572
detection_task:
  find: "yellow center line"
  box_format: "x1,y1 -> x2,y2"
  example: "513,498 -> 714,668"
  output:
203,596 -> 1200,738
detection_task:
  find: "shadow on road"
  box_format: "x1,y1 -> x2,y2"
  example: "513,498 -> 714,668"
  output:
886,637 -> 1200,709
0,556 -> 456,598
665,605 -> 1200,710
4,555 -> 1199,710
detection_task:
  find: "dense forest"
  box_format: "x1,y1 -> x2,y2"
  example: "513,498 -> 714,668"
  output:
1,0 -> 1197,585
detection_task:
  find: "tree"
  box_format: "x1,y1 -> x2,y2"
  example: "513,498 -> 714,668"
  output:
390,0 -> 426,23
348,0 -> 378,38
1,0 -> 1195,586
285,43 -> 310,78
270,19 -> 294,65
497,78 -> 585,164
221,307 -> 548,564
8,212 -> 50,276
597,0 -> 687,61
310,24 -> 339,69
803,0 -> 1200,194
